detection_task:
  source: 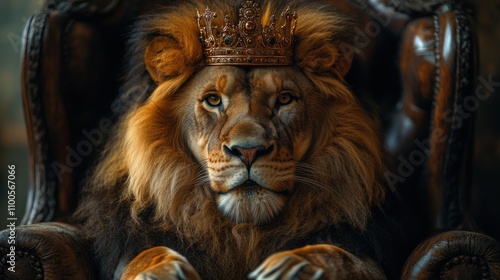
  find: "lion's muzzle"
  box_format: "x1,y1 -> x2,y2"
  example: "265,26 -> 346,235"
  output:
210,120 -> 294,224
223,144 -> 274,169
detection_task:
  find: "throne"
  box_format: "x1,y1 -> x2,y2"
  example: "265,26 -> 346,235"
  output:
1,0 -> 499,279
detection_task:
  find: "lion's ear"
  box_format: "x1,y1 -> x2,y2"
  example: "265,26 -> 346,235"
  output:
293,6 -> 355,79
336,49 -> 353,77
295,35 -> 354,78
144,34 -> 203,84
145,36 -> 177,84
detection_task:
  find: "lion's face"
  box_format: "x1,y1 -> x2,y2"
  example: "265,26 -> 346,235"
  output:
108,1 -> 385,245
180,66 -> 316,224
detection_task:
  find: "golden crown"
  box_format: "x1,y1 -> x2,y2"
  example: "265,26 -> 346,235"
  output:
196,1 -> 297,66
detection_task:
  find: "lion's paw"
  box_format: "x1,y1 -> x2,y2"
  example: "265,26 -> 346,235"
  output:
122,246 -> 201,280
250,245 -> 386,280
133,260 -> 199,280
248,250 -> 324,280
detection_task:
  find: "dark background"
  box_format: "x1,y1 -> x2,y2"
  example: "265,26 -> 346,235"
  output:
466,0 -> 500,240
1,0 -> 499,239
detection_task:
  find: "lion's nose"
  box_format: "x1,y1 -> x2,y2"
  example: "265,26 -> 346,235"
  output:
224,144 -> 274,167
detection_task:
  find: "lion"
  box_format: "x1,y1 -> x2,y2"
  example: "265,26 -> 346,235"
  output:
74,0 -> 402,279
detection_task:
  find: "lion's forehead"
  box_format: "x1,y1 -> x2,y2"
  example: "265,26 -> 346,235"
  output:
193,66 -> 306,98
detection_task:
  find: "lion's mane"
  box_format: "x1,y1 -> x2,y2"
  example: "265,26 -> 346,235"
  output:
75,1 -> 387,279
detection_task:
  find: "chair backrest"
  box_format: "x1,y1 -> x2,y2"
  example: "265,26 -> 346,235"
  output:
20,0 -> 477,238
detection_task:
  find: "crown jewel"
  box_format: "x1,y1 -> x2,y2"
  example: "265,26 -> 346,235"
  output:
197,1 -> 297,66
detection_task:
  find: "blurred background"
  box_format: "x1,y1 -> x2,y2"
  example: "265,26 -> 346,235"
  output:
0,0 -> 43,231
0,0 -> 499,240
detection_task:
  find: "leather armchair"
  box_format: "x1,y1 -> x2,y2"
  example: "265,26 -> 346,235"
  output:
1,0 -> 499,279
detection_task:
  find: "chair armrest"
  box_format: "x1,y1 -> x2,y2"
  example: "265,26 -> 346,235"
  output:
0,222 -> 94,279
402,230 -> 500,279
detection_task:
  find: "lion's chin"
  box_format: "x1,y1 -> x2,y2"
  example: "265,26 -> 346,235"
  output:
215,184 -> 288,225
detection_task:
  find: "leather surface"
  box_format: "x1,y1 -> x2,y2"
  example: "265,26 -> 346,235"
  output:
402,230 -> 500,279
0,222 -> 93,279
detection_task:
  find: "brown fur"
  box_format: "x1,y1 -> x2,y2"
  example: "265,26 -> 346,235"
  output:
121,247 -> 201,280
251,244 -> 385,279
82,1 -> 386,279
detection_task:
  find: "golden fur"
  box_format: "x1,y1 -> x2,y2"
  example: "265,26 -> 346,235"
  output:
87,1 -> 386,278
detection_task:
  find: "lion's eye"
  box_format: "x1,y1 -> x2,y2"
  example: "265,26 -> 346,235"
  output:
276,92 -> 294,106
204,94 -> 222,107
